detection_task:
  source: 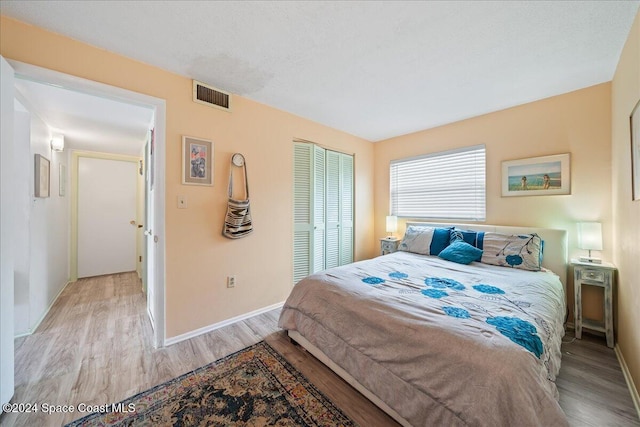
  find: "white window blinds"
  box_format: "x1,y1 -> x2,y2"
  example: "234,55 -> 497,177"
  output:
390,145 -> 486,221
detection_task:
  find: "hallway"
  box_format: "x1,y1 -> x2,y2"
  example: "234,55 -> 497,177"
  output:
1,273 -> 279,426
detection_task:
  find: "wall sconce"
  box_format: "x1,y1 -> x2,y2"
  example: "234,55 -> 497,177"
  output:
50,134 -> 65,152
577,222 -> 603,264
386,215 -> 398,239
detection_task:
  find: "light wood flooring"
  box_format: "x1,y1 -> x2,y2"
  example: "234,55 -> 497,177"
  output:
1,272 -> 638,426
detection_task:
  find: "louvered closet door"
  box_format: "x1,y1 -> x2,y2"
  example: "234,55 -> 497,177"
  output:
293,142 -> 353,284
340,154 -> 354,265
325,150 -> 341,269
293,143 -> 312,284
293,143 -> 325,284
312,145 -> 326,273
325,150 -> 354,269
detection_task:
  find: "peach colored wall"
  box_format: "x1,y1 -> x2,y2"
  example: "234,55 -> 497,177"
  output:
0,16 -> 375,338
611,10 -> 640,399
374,84 -> 613,321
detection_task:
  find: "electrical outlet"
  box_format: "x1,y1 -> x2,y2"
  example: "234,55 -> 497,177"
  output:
177,195 -> 187,209
227,276 -> 236,288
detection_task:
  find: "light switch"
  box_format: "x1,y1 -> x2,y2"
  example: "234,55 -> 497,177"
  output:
177,195 -> 187,209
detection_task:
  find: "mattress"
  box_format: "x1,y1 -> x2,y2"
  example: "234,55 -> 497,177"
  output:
279,251 -> 569,426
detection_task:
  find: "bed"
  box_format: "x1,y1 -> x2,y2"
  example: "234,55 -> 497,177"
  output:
279,223 -> 569,427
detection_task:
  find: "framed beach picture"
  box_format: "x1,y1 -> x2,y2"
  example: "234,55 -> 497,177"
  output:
182,136 -> 213,186
631,99 -> 640,201
34,154 -> 50,198
502,153 -> 570,197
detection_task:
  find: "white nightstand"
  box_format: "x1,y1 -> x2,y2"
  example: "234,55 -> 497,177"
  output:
380,237 -> 400,255
572,259 -> 616,348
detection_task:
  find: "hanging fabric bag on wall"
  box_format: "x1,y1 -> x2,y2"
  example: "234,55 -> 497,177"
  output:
222,153 -> 253,239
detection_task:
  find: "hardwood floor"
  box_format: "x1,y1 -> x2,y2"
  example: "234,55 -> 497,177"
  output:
1,272 -> 638,426
558,331 -> 640,426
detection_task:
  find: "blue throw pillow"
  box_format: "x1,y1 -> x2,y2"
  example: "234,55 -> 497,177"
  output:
438,241 -> 483,265
431,227 -> 453,255
451,229 -> 485,261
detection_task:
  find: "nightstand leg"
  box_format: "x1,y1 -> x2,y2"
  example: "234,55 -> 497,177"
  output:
575,283 -> 582,340
604,284 -> 614,348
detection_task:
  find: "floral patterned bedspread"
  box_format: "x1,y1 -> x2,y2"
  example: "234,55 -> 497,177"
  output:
279,251 -> 569,427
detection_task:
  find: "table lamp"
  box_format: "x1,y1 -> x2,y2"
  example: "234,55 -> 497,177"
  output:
578,222 -> 603,264
386,215 -> 398,239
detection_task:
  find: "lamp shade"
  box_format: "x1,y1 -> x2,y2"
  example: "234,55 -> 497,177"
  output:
386,215 -> 398,233
578,222 -> 603,251
51,135 -> 65,152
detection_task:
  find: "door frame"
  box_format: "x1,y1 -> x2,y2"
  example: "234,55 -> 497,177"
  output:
143,131 -> 155,329
1,55 -> 16,406
9,60 -> 167,348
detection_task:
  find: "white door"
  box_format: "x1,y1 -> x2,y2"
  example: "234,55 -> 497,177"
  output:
144,133 -> 155,328
0,55 -> 16,406
78,157 -> 138,278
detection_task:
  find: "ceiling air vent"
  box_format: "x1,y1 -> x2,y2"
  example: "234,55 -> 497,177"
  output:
193,80 -> 231,112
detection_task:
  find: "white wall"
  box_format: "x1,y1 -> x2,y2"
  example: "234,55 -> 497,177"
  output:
23,107 -> 69,334
1,54 -> 16,407
13,105 -> 30,335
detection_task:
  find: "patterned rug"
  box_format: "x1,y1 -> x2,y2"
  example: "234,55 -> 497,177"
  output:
66,341 -> 356,426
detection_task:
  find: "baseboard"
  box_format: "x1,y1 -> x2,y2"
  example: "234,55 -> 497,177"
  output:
14,279 -> 71,338
614,344 -> 640,419
164,301 -> 284,346
13,330 -> 31,339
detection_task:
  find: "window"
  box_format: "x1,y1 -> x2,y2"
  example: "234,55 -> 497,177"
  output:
390,145 -> 486,221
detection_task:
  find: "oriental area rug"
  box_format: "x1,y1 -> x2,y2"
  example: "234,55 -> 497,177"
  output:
66,341 -> 356,426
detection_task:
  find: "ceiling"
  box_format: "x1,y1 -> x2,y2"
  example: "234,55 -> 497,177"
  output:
2,1 -> 639,143
15,77 -> 154,156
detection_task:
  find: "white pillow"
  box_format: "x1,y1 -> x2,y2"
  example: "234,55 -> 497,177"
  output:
480,232 -> 543,271
398,226 -> 451,256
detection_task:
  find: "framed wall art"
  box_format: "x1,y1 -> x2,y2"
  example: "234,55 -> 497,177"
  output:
631,98 -> 640,201
182,136 -> 213,186
34,154 -> 50,198
502,153 -> 570,197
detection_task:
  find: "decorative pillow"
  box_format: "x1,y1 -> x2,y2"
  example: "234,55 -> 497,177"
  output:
450,229 -> 485,261
480,232 -> 543,271
438,241 -> 483,265
398,226 -> 452,256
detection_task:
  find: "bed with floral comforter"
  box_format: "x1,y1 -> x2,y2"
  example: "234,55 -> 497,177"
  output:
279,251 -> 568,426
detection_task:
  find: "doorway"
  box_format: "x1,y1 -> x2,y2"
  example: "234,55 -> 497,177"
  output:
9,59 -> 166,348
